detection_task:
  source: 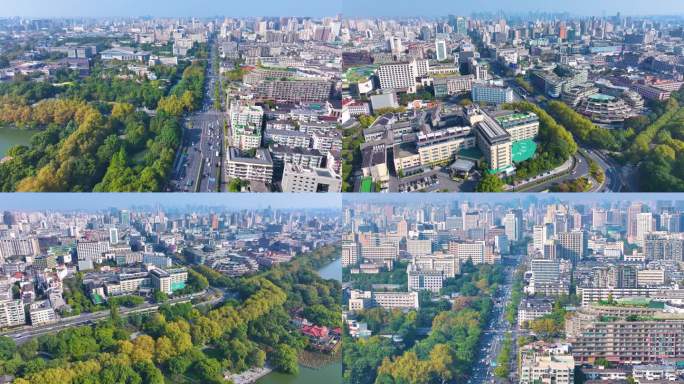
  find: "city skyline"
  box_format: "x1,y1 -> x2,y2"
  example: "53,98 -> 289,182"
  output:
343,193 -> 684,205
0,193 -> 341,211
342,0 -> 684,18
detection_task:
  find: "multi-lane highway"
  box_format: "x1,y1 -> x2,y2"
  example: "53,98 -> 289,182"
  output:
469,263 -> 518,384
171,38 -> 225,192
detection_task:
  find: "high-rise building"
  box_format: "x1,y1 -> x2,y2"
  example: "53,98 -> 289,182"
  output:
435,37 -> 448,61
557,231 -> 585,262
533,225 -> 547,255
530,258 -> 561,286
627,203 -> 643,243
406,239 -> 433,256
109,227 -> 119,245
504,209 -> 523,242
120,210 -> 131,227
449,240 -> 486,264
644,232 -> 684,261
377,59 -> 429,93
636,212 -> 653,247
341,241 -> 360,267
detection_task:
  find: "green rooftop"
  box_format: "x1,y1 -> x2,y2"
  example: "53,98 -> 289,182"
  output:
512,139 -> 537,163
343,65 -> 378,83
589,93 -> 616,101
360,177 -> 373,192
92,293 -> 104,305
495,112 -> 537,124
488,164 -> 516,175
458,147 -> 484,160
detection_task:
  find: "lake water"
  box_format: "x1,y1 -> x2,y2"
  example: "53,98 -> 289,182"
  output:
0,127 -> 36,157
255,258 -> 342,384
256,361 -> 342,384
317,257 -> 342,282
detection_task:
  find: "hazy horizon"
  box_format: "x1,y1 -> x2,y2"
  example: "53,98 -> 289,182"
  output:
0,193 -> 341,211
342,0 -> 684,18
342,193 -> 684,206
3,0 -> 684,19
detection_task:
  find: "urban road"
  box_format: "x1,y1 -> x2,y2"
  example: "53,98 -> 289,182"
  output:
0,288 -> 227,345
171,38 -> 225,193
469,261 -> 519,384
506,78 -> 624,192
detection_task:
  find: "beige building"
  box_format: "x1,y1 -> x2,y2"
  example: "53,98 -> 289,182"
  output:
520,354 -> 575,384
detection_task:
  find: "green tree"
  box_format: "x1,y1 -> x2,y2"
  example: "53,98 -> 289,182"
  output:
476,172 -> 504,192
0,336 -> 16,360
271,344 -> 299,375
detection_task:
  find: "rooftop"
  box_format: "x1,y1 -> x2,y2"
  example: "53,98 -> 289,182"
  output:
512,139 -> 537,163
588,93 -> 616,102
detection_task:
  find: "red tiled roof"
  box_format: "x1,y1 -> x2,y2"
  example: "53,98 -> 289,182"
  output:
301,324 -> 328,338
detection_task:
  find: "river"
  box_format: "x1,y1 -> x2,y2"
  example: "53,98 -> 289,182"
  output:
0,127 -> 36,157
256,257 -> 342,384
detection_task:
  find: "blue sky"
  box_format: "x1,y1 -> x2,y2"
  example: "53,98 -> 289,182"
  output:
3,0 -> 683,18
1,0 -> 342,18
0,193 -> 341,211
342,0 -> 684,17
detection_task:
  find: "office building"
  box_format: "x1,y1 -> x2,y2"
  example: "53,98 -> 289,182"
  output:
472,83 -> 514,105
281,164 -> 342,193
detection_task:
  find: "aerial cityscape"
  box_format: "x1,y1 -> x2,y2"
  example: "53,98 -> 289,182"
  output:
0,193 -> 342,383
342,193 -> 684,384
340,9 -> 684,192
0,1 -> 683,192
0,14 -> 344,193
2,0 -> 684,384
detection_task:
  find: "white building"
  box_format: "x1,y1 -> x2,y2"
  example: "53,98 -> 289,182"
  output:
0,299 -> 26,327
377,59 -> 429,93
435,38 -> 448,61
281,164 -> 342,193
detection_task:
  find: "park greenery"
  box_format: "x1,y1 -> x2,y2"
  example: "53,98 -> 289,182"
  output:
632,94 -> 684,191
550,176 -> 591,192
0,245 -> 341,383
503,101 -> 578,182
546,101 -> 623,151
530,85 -> 684,191
515,75 -> 534,94
341,123 -> 364,192
343,263 -> 504,384
476,171 -> 505,192
587,156 -> 606,185
493,333 -> 513,378
0,51 -> 206,192
504,267 -> 524,325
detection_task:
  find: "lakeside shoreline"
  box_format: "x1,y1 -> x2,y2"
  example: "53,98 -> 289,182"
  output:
227,366 -> 274,384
